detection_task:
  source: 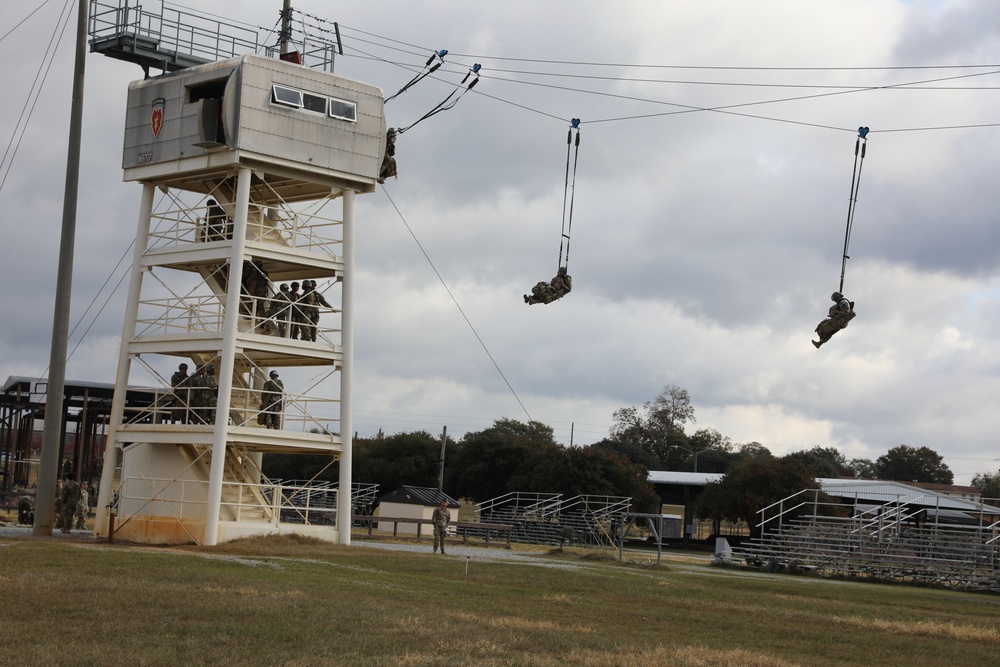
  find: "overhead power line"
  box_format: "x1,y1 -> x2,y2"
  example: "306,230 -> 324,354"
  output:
335,22 -> 1000,134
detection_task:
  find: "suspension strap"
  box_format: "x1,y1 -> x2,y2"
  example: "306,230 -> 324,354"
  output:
558,119 -> 581,271
385,49 -> 448,103
397,63 -> 481,135
839,126 -> 868,294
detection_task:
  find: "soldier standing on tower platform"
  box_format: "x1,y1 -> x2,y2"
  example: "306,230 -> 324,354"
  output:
272,284 -> 293,337
170,362 -> 190,423
259,370 -> 284,429
299,280 -> 332,342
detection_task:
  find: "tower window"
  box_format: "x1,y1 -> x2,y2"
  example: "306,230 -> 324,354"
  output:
303,92 -> 327,114
271,84 -> 303,108
328,98 -> 357,122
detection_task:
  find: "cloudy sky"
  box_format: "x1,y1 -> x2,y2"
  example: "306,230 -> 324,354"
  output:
2,0 -> 1000,484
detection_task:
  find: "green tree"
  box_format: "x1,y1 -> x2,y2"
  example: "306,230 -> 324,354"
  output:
610,385 -> 696,468
694,457 -> 818,538
875,445 -> 953,484
686,427 -> 735,473
590,438 -> 660,471
971,470 -> 1000,500
446,419 -> 560,502
733,441 -> 774,463
524,445 -> 661,512
782,446 -> 851,478
849,458 -> 879,479
262,453 -> 338,483
352,431 -> 446,493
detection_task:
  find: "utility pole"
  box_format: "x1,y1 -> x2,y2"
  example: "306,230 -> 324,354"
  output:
34,0 -> 88,535
280,0 -> 293,54
437,426 -> 447,492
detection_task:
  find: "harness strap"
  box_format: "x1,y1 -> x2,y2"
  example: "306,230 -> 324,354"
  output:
385,49 -> 448,103
839,127 -> 868,294
558,119 -> 581,271
397,64 -> 481,135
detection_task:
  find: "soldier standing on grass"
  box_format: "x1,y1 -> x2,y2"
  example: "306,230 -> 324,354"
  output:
432,499 -> 450,554
75,481 -> 90,530
59,475 -> 81,533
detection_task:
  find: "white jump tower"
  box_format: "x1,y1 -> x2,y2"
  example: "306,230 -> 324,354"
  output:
94,54 -> 385,545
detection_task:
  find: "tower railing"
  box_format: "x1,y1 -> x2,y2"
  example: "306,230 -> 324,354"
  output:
134,295 -> 340,341
121,385 -> 338,433
89,0 -> 262,67
146,202 -> 344,257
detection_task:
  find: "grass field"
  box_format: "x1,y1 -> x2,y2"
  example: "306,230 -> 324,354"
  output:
0,530 -> 998,666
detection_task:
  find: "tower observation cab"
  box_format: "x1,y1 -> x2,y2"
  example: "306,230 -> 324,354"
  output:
94,53 -> 386,546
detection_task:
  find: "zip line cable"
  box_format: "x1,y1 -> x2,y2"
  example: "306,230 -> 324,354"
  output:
0,0 -> 54,45
39,243 -> 133,380
379,184 -> 533,423
840,127 -> 868,294
347,43 -> 566,123
385,49 -> 448,102
396,63 -> 481,134
337,23 -> 1000,72
379,183 -> 598,501
0,0 -> 73,197
281,17 -> 1000,136
558,119 -> 581,271
342,40 -> 1000,134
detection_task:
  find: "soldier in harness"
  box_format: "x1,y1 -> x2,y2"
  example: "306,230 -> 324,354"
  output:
812,292 -> 855,348
524,267 -> 572,305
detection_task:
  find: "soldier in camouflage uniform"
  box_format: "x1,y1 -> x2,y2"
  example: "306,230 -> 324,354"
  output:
241,259 -> 272,332
205,199 -> 229,241
288,282 -> 304,340
272,284 -> 293,337
524,267 -> 572,305
59,475 -> 81,533
189,365 -> 219,424
259,371 -> 284,429
75,481 -> 90,530
299,280 -> 332,342
812,291 -> 856,348
432,499 -> 451,554
54,480 -> 63,525
170,363 -> 190,423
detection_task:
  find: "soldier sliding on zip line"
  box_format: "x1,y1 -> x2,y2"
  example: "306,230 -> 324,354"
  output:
812,126 -> 868,349
524,267 -> 572,305
812,291 -> 855,348
524,119 -> 581,306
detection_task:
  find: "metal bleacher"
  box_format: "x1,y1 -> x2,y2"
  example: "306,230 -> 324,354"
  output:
476,492 -> 631,548
735,488 -> 1000,592
269,480 -> 378,526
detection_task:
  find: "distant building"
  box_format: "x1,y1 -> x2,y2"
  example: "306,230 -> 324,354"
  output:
377,486 -> 459,536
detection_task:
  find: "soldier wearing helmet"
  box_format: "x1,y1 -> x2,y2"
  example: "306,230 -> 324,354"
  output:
812,291 -> 855,348
524,266 -> 573,305
288,282 -> 304,340
189,364 -> 219,424
169,362 -> 190,423
299,280 -> 332,342
259,370 -> 284,429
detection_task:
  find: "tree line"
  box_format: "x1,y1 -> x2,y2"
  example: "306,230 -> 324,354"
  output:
263,384 -> 1000,521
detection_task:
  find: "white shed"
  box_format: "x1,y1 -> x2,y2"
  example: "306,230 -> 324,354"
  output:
377,486 -> 459,536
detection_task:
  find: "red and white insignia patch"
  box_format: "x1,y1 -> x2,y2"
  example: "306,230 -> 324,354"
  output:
151,97 -> 165,138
